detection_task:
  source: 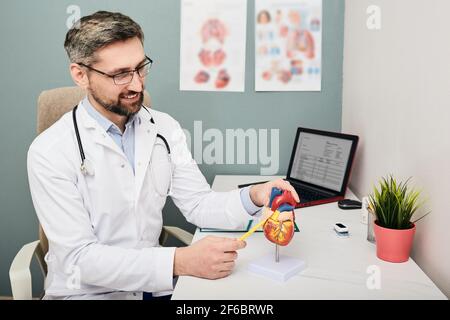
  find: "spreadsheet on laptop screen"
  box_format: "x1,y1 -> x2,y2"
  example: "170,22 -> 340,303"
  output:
290,132 -> 353,192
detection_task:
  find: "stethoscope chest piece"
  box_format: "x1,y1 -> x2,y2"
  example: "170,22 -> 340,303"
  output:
80,159 -> 95,176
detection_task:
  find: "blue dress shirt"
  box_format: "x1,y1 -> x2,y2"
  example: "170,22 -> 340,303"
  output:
83,97 -> 136,173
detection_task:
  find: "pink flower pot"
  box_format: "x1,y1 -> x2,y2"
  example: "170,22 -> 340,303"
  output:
373,221 -> 416,263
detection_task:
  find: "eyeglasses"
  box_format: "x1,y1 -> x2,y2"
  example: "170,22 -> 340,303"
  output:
78,56 -> 153,85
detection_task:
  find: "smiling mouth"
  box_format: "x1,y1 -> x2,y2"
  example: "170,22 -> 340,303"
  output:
121,92 -> 140,100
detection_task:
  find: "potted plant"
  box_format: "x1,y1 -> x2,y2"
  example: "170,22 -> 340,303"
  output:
368,175 -> 428,263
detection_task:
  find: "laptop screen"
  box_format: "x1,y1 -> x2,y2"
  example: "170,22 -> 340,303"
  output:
289,131 -> 354,192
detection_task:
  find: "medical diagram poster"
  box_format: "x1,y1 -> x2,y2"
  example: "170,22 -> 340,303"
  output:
255,0 -> 322,91
179,0 -> 247,92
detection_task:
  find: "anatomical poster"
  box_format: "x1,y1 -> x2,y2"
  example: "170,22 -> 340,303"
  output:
255,0 -> 322,91
180,0 -> 247,92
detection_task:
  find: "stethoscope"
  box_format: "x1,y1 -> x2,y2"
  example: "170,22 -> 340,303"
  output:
72,104 -> 171,177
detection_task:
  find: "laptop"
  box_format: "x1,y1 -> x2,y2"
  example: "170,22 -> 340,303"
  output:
239,127 -> 359,208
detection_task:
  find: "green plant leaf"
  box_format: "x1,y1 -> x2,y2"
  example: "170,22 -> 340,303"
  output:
369,175 -> 425,229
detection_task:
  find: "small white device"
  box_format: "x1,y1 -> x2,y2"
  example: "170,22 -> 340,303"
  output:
334,223 -> 349,234
361,196 -> 370,225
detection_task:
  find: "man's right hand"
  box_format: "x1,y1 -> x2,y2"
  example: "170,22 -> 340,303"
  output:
173,236 -> 246,279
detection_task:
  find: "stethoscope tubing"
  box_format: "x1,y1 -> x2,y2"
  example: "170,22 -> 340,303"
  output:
72,104 -> 171,175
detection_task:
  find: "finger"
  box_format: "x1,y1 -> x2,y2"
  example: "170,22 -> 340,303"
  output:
206,235 -> 236,243
283,182 -> 300,203
273,180 -> 300,203
222,251 -> 238,262
220,239 -> 246,251
235,239 -> 246,250
215,270 -> 232,279
218,261 -> 235,272
206,270 -> 231,280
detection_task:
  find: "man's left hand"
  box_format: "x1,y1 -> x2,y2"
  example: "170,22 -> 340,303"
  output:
249,178 -> 300,207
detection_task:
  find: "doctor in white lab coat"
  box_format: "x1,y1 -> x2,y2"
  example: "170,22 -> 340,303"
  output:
27,11 -> 299,300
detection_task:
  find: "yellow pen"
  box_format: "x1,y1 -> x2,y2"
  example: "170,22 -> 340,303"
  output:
238,208 -> 278,241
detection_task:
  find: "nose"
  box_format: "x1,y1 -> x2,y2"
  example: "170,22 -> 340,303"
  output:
127,71 -> 144,92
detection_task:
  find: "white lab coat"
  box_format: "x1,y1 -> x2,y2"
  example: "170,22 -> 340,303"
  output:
27,100 -> 251,299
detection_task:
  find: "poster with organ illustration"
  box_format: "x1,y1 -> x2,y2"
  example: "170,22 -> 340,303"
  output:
255,0 -> 322,91
180,0 -> 247,92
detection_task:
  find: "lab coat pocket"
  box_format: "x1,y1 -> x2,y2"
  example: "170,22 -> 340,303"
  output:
149,142 -> 172,197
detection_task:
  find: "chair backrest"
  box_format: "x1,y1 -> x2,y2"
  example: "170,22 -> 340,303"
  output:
36,87 -> 151,255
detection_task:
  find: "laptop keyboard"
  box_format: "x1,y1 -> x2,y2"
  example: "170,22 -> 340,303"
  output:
293,186 -> 327,203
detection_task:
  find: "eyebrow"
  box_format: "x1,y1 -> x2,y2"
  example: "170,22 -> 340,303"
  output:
109,57 -> 148,74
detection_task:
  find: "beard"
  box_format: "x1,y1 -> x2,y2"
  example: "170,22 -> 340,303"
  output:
90,88 -> 144,117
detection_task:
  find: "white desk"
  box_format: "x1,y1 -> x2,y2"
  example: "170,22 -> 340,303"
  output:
172,175 -> 447,300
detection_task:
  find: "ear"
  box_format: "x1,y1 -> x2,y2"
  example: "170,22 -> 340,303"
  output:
69,63 -> 89,89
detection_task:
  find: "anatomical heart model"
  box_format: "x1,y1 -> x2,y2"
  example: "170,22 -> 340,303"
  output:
245,187 -> 305,280
263,188 -> 297,247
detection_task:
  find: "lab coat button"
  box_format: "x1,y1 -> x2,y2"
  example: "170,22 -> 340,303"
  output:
121,164 -> 125,168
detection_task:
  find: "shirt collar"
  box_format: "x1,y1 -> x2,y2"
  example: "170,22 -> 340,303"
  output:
82,96 -> 136,134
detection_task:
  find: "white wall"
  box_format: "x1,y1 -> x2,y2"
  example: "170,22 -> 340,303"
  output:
343,0 -> 450,298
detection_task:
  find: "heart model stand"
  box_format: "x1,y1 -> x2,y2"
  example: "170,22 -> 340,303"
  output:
242,188 -> 306,282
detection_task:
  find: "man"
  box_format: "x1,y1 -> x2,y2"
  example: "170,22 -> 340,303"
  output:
27,11 -> 299,300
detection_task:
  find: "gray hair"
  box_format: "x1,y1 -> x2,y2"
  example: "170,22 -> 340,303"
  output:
64,11 -> 144,65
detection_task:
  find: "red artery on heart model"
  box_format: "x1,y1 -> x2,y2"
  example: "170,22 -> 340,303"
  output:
263,189 -> 298,246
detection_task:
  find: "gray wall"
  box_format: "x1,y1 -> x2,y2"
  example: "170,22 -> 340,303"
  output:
0,0 -> 344,296
343,0 -> 450,297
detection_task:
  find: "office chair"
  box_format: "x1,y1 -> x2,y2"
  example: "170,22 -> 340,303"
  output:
9,86 -> 193,300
